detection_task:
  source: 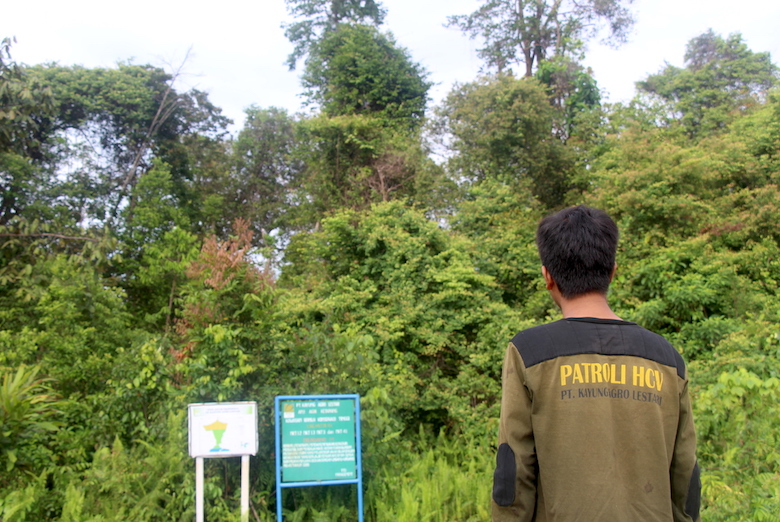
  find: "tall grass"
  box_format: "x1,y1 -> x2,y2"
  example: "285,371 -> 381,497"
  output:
1,421 -> 495,521
277,427 -> 494,522
367,428 -> 493,522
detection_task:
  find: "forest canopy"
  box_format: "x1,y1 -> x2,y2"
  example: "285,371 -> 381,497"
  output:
1,6 -> 780,519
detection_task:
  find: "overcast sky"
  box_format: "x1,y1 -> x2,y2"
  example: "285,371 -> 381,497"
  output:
4,0 -> 779,132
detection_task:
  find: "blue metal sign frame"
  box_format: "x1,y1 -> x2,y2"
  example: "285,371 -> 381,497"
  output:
274,394 -> 363,522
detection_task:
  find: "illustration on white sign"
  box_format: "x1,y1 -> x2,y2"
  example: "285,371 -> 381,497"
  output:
204,420 -> 229,452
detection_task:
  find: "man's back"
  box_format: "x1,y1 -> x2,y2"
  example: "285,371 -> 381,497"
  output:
492,318 -> 700,521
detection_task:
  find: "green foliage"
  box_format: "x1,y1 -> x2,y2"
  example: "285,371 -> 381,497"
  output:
302,24 -> 431,129
283,0 -> 387,70
0,365 -> 61,475
0,473 -> 50,521
637,30 -> 779,139
535,56 -> 603,144
291,23 -> 441,227
0,153 -> 51,226
58,415 -> 194,522
437,74 -> 578,207
96,339 -> 176,442
2,21 -> 780,522
694,369 -> 780,520
280,201 -> 518,437
25,62 -> 230,227
125,160 -> 192,245
612,237 -> 761,344
0,223 -> 119,345
293,113 -> 443,222
589,95 -> 780,247
450,180 -> 549,312
270,428 -> 494,522
120,159 -> 200,327
228,106 -> 304,237
0,38 -> 55,160
27,255 -> 136,396
0,413 -> 196,522
369,428 -> 493,522
0,38 -> 56,226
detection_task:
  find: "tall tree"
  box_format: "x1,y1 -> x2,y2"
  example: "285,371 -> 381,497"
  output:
226,106 -> 304,238
0,38 -> 56,225
437,74 -> 578,208
293,113 -> 443,223
291,24 -> 438,224
301,24 -> 431,129
637,30 -> 778,139
26,63 -> 230,229
283,0 -> 386,69
534,55 -> 602,142
0,38 -> 54,160
447,0 -> 635,77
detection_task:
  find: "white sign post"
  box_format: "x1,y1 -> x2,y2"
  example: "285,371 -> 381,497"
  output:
188,402 -> 258,522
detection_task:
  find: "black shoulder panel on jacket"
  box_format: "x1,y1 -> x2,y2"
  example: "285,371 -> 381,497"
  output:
511,318 -> 686,379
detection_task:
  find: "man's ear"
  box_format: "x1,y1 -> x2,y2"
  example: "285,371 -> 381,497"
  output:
542,266 -> 555,290
610,263 -> 618,282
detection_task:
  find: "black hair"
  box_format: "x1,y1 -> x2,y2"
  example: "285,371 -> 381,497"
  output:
535,205 -> 619,299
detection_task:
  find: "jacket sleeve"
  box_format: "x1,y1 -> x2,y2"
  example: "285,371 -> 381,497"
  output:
670,375 -> 701,522
492,342 -> 537,522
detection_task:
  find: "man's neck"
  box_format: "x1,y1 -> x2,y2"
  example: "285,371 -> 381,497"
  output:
555,292 -> 621,320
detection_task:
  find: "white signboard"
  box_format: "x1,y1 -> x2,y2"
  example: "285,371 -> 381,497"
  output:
188,402 -> 258,458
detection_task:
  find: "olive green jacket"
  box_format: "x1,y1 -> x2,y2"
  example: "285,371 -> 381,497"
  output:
492,318 -> 700,522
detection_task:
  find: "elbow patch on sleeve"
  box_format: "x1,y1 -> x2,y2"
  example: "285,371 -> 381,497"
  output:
686,461 -> 701,520
492,443 -> 516,506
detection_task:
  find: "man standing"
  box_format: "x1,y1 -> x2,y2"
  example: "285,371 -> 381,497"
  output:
492,205 -> 700,521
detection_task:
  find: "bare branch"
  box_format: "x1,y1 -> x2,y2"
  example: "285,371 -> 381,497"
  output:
110,47 -> 194,221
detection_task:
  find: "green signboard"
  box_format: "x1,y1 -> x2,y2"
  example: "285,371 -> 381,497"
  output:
279,398 -> 357,483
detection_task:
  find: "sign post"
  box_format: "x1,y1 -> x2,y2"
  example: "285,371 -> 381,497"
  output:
274,394 -> 363,521
189,402 -> 258,522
